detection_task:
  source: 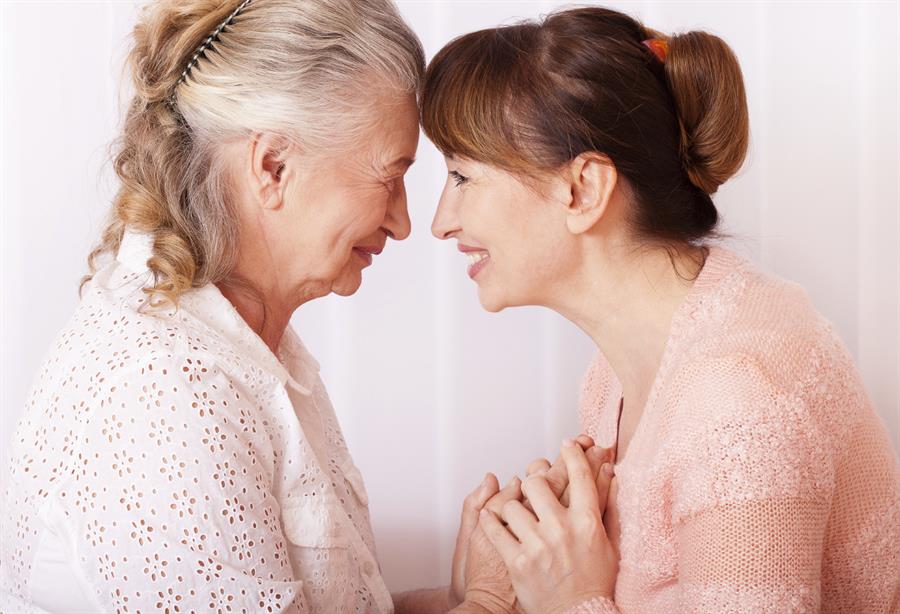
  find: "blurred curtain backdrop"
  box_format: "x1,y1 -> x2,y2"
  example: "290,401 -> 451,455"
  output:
1,0 -> 897,593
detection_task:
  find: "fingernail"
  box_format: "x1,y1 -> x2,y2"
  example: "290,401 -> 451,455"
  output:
562,438 -> 575,448
602,463 -> 615,478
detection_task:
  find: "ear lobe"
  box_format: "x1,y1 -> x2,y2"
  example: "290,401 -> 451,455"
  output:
565,153 -> 617,235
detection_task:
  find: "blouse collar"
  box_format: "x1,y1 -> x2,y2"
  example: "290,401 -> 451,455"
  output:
115,228 -> 317,396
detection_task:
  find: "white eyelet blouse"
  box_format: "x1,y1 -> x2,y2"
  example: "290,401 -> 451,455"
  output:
1,229 -> 393,613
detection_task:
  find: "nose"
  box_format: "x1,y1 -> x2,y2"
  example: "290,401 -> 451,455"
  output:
431,186 -> 460,241
383,179 -> 411,241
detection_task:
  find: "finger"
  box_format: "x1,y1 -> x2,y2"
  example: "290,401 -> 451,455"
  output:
479,508 -> 521,567
596,462 -> 615,514
461,473 -> 499,524
542,457 -> 569,500
521,496 -> 535,515
590,445 -> 615,471
485,476 -> 522,517
540,436 -> 594,494
561,439 -> 600,511
458,473 -> 499,544
561,445 -> 611,506
453,473 -> 499,603
543,441 -> 610,504
457,473 -> 499,550
574,434 -> 595,449
500,499 -> 540,544
478,473 -> 501,508
525,458 -> 551,476
520,473 -> 565,522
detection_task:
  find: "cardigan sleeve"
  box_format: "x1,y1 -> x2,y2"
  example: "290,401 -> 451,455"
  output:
666,354 -> 835,612
65,354 -> 307,613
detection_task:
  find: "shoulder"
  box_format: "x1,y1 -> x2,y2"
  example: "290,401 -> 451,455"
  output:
672,254 -> 869,428
719,257 -> 840,357
726,263 -> 829,347
69,272 -> 278,395
74,348 -> 283,484
663,351 -> 837,521
85,347 -> 269,425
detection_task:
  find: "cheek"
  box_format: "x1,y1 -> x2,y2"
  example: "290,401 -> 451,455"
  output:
492,204 -> 569,290
329,194 -> 389,274
310,193 -> 385,259
508,227 -> 558,283
481,201 -> 545,264
338,192 -> 389,242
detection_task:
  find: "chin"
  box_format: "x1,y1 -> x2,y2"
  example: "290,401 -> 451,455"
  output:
331,270 -> 363,296
477,288 -> 508,313
333,285 -> 360,297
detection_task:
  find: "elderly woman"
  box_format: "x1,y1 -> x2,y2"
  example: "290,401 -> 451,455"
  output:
422,6 -> 900,614
0,1 -> 451,612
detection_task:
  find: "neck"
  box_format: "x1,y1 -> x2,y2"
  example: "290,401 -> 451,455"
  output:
218,216 -> 329,355
550,242 -> 706,408
216,278 -> 295,355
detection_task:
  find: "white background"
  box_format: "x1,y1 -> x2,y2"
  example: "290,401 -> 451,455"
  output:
1,0 -> 898,594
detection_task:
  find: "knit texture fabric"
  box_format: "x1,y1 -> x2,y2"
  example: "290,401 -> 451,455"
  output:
572,246 -> 900,613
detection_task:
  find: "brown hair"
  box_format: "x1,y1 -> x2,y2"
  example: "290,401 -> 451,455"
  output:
421,6 -> 749,246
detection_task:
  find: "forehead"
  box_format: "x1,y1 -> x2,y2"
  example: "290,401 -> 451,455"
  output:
366,93 -> 419,146
330,90 -> 418,175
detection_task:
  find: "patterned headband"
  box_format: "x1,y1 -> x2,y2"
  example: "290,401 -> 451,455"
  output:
168,0 -> 253,107
642,38 -> 669,63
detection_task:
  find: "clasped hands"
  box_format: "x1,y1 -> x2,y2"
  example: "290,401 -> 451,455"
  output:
449,435 -> 619,614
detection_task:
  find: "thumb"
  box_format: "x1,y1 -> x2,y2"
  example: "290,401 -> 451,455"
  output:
458,473 -> 499,550
453,473 -> 499,605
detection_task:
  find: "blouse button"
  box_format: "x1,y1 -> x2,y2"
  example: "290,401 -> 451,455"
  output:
363,561 -> 376,577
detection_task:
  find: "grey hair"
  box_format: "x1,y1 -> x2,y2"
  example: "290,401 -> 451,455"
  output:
81,0 -> 425,314
175,0 -> 426,151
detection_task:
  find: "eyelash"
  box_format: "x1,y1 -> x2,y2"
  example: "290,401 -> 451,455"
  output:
449,170 -> 468,187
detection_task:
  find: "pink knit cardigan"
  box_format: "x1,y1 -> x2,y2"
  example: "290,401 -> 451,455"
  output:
570,246 -> 900,613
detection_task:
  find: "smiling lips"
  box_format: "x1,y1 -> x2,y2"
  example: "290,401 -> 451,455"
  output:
353,245 -> 382,266
458,244 -> 491,280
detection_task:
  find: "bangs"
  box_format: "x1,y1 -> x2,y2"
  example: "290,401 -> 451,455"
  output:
420,26 -> 539,173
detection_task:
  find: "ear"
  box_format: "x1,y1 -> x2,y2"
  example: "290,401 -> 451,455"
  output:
247,132 -> 291,211
564,152 -> 617,235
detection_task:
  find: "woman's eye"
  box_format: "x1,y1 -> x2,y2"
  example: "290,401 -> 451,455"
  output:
449,170 -> 468,187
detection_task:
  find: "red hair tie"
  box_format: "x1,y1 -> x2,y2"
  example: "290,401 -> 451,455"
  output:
642,38 -> 669,63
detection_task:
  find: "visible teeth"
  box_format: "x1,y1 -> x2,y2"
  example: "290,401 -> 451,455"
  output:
466,252 -> 489,265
